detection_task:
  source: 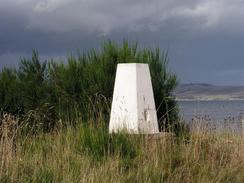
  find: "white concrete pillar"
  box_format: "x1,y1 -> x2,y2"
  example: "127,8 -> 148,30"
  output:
109,63 -> 159,134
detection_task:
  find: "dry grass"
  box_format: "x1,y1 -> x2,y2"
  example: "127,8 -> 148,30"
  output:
1,116 -> 244,182
0,114 -> 18,178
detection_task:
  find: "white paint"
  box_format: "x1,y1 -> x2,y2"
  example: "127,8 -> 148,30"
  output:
109,63 -> 159,134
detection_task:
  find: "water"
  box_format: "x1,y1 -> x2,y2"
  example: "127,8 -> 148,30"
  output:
178,100 -> 244,133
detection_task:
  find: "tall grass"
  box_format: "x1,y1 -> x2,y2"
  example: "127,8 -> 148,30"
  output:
1,115 -> 244,182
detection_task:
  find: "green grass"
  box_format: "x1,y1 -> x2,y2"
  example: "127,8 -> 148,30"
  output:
1,118 -> 244,183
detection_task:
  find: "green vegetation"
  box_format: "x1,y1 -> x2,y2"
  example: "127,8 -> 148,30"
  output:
0,40 -> 196,182
0,41 -> 244,182
0,40 -> 179,134
1,114 -> 244,182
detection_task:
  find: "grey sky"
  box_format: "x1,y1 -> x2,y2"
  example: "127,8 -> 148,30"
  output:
1,0 -> 244,85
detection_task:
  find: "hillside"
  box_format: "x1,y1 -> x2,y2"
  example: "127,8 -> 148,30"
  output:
174,83 -> 244,101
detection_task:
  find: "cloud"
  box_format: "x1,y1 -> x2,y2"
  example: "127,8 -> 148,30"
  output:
1,0 -> 244,35
1,0 -> 244,84
27,0 -> 203,34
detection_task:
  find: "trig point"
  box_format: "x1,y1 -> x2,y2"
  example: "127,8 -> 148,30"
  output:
109,63 -> 159,134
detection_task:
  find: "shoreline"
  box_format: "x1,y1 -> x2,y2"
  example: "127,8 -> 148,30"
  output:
176,98 -> 244,102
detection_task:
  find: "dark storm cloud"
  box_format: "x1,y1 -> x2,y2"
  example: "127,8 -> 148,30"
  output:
1,0 -> 244,84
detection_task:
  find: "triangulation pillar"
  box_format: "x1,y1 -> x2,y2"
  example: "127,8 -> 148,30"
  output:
109,63 -> 159,134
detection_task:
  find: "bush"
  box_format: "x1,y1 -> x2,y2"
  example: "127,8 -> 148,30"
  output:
0,40 -> 180,134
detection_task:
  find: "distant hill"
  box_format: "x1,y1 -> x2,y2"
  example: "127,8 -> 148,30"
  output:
174,83 -> 244,101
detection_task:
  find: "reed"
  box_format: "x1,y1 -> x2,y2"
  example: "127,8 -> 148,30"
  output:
1,117 -> 244,182
0,113 -> 18,179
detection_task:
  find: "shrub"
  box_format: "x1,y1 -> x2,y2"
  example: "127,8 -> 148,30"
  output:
0,40 -> 180,134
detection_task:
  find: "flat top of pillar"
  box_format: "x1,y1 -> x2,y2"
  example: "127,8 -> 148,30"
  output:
117,63 -> 148,66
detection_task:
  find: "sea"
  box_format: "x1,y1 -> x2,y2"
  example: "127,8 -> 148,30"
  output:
178,100 -> 244,133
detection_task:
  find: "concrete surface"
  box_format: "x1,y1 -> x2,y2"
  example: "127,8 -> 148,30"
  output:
109,63 -> 159,134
